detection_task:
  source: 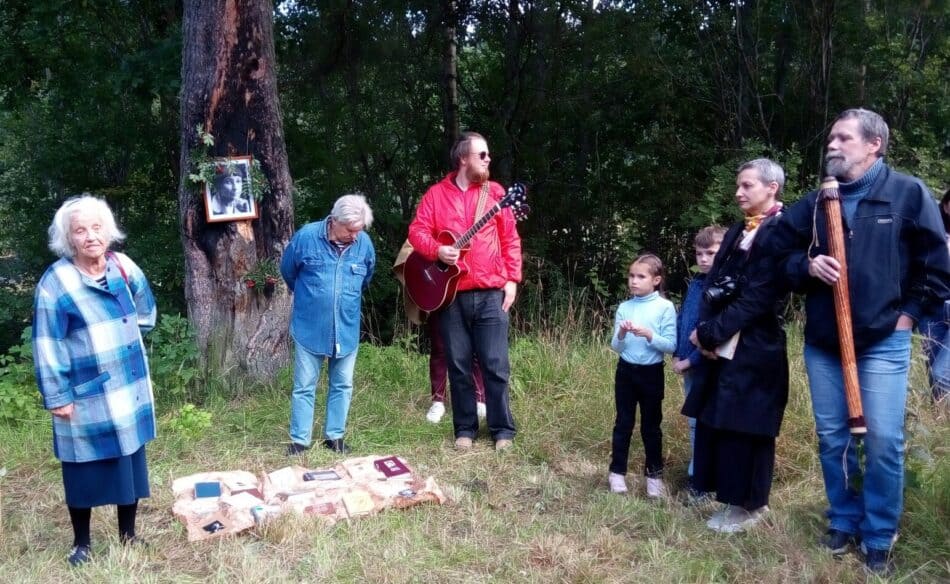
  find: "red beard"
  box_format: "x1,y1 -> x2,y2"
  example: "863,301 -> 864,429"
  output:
466,166 -> 489,185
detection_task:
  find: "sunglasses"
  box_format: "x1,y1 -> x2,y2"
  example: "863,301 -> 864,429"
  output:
476,151 -> 490,160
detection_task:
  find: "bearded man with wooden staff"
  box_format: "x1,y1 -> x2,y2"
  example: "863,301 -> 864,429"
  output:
773,108 -> 950,575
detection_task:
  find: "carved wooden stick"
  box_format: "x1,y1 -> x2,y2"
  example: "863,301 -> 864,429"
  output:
819,177 -> 867,435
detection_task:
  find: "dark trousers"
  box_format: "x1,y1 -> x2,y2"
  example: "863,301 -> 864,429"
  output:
609,360 -> 665,477
692,421 -> 775,510
439,289 -> 516,440
428,311 -> 486,403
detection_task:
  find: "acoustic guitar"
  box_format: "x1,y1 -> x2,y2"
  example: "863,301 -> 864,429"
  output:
404,183 -> 529,313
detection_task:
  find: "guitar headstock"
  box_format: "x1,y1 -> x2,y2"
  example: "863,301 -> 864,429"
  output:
501,182 -> 529,221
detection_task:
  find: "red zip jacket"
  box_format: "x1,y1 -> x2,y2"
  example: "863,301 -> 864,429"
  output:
408,173 -> 522,291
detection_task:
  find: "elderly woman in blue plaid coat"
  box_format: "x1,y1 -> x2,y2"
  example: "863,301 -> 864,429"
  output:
32,195 -> 157,567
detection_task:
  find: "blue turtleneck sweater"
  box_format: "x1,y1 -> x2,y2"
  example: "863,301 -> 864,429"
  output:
610,290 -> 677,365
839,157 -> 884,226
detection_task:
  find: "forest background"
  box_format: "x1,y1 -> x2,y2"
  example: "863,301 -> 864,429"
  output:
0,2 -> 948,581
0,0 -> 946,351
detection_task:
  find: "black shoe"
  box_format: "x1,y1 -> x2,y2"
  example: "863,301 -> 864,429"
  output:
67,545 -> 92,567
286,442 -> 309,456
863,547 -> 893,576
322,438 -> 350,454
821,529 -> 855,556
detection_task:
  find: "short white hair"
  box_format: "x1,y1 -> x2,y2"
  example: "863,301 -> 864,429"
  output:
330,193 -> 374,229
48,195 -> 125,258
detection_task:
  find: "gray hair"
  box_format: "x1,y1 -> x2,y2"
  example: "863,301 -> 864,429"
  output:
834,108 -> 889,156
48,195 -> 125,258
450,131 -> 486,170
331,193 -> 374,229
737,158 -> 785,198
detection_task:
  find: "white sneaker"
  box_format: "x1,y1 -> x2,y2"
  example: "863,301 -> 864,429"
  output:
711,505 -> 768,533
476,401 -> 487,420
705,505 -> 730,530
426,401 -> 446,423
645,477 -> 667,499
608,472 -> 628,494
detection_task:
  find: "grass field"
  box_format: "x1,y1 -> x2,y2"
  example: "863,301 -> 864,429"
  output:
0,325 -> 947,583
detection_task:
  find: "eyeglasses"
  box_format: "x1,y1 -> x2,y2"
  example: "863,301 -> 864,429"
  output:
476,151 -> 490,160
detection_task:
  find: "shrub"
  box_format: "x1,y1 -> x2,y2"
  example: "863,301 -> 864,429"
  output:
147,314 -> 201,400
0,328 -> 41,424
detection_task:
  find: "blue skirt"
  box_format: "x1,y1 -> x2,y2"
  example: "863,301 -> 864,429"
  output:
61,446 -> 150,508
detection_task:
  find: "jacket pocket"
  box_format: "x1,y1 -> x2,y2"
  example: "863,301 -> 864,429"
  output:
73,371 -> 111,399
347,263 -> 368,294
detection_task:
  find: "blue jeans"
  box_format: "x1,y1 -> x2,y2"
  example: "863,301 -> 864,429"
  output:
439,289 -> 516,441
919,301 -> 950,401
288,339 -> 358,446
804,329 -> 911,550
682,369 -> 699,477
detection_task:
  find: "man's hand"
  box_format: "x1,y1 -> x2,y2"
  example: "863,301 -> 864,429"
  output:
502,281 -> 517,312
809,255 -> 841,285
437,245 -> 460,265
51,403 -> 74,419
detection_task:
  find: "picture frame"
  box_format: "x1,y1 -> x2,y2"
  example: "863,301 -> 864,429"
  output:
204,156 -> 258,222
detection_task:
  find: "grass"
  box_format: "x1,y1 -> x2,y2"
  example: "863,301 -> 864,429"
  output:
0,324 -> 947,583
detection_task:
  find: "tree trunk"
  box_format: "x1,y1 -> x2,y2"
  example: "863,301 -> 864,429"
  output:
440,0 -> 460,161
178,0 -> 294,379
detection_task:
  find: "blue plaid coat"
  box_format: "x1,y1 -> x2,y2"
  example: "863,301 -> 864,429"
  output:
33,252 -> 157,463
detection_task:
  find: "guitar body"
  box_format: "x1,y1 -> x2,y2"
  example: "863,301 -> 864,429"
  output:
404,230 -> 467,313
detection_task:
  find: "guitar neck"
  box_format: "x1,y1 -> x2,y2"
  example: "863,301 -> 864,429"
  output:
453,203 -> 503,249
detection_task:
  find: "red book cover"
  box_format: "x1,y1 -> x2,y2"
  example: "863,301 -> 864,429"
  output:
374,456 -> 410,477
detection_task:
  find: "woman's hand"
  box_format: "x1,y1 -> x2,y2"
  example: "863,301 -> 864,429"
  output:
50,403 -> 74,419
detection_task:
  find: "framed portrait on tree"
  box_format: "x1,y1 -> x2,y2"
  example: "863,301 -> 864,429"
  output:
204,156 -> 258,222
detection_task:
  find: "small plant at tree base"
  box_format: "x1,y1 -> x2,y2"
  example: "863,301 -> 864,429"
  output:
167,404 -> 213,440
187,125 -> 270,201
244,258 -> 282,295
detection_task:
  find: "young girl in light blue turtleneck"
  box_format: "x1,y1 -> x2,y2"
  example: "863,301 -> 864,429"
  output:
607,253 -> 677,498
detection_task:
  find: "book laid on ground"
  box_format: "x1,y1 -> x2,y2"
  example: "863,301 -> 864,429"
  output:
342,490 -> 375,516
194,481 -> 222,499
374,456 -> 410,477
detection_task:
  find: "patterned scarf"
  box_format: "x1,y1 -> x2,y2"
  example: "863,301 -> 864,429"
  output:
744,202 -> 784,231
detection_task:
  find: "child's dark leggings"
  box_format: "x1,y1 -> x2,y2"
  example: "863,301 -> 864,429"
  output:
609,360 -> 664,477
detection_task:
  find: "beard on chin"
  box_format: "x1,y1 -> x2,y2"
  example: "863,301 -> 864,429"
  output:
467,166 -> 490,184
824,155 -> 849,179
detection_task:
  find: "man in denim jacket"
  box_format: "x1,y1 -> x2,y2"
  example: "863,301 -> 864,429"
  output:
281,194 -> 376,455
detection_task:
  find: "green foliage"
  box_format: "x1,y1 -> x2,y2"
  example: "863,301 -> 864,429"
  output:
165,403 -> 213,440
0,328 -> 41,423
146,314 -> 201,400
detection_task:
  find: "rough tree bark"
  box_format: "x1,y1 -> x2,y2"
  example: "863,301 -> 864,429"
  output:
440,0 -> 460,160
178,0 -> 294,379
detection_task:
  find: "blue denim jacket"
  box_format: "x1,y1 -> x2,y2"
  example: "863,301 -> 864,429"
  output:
281,218 -> 375,357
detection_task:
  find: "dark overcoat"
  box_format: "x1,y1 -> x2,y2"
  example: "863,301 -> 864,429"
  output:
681,217 -> 789,437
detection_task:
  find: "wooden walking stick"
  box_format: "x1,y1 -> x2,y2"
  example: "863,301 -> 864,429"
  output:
819,177 -> 867,435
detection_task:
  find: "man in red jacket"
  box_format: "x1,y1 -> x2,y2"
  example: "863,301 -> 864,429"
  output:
408,132 -> 522,451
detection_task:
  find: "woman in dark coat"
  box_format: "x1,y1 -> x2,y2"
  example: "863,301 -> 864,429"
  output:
683,158 -> 790,533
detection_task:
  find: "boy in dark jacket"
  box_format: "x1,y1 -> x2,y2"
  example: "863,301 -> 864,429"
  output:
672,225 -> 725,494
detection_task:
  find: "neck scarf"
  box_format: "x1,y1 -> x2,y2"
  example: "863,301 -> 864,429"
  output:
744,202 -> 784,231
